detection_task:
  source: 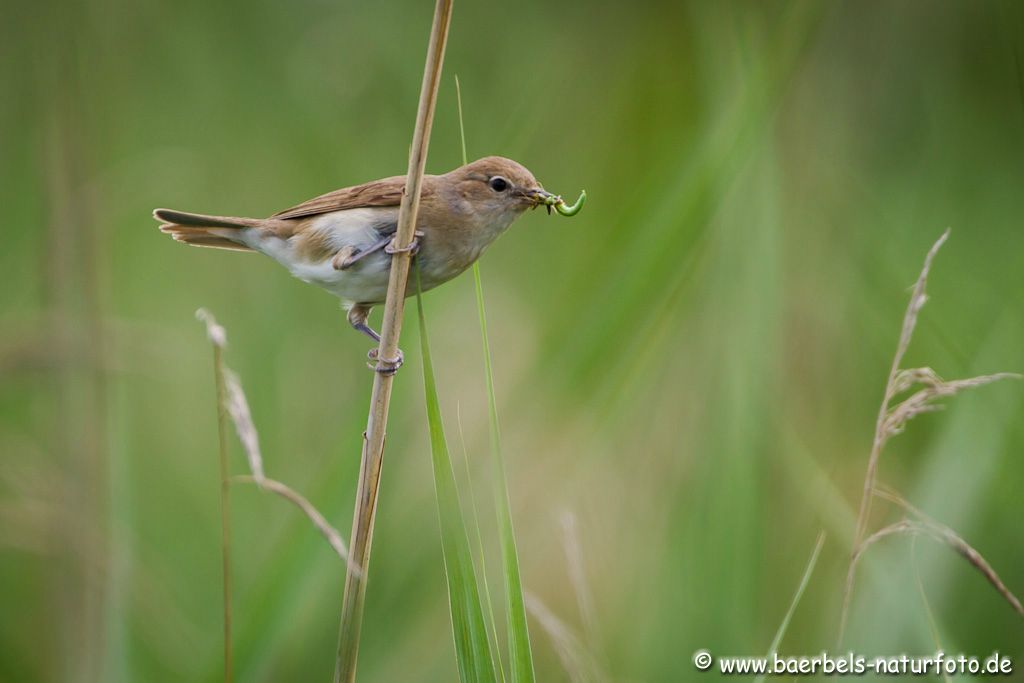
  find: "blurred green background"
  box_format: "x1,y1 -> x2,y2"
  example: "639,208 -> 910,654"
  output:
3,0 -> 1023,680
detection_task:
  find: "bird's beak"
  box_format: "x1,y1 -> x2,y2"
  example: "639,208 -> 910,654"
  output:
522,188 -> 560,213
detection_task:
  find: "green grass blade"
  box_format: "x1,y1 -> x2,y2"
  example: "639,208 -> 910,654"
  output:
455,72 -> 505,681
456,74 -> 536,683
912,538 -> 952,683
456,73 -> 534,682
456,405 -> 507,682
753,531 -> 825,683
416,277 -> 499,683
473,265 -> 536,683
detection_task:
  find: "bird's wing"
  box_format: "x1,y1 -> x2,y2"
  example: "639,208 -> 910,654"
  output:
272,175 -> 437,220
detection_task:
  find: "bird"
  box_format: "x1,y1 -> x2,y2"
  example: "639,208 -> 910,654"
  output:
155,156 -> 558,372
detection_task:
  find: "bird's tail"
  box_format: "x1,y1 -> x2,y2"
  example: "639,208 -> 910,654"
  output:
154,208 -> 263,252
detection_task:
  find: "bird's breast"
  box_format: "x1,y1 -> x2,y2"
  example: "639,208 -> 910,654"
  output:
415,209 -> 518,280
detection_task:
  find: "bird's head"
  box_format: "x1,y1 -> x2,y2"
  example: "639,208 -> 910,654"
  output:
445,156 -> 556,223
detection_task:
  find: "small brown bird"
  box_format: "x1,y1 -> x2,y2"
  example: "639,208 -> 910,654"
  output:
155,156 -> 558,369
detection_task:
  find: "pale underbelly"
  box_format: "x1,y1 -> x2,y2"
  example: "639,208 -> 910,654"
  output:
248,216 -> 479,305
280,249 -> 465,305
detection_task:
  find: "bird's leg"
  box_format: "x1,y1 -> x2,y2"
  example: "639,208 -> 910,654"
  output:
332,235 -> 393,271
347,304 -> 380,342
335,230 -> 424,270
347,304 -> 404,374
359,229 -> 423,375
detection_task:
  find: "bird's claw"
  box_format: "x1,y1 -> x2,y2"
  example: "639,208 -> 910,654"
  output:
384,230 -> 425,256
332,246 -> 359,270
367,347 -> 404,375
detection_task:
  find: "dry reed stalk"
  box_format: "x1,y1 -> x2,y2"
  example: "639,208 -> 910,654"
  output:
838,230 -> 1022,643
334,2 -> 453,680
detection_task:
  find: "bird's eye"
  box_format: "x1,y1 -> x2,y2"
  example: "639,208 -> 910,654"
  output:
488,176 -> 510,192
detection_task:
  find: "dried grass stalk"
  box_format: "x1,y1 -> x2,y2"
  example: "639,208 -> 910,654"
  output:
838,230 -> 1022,643
198,310 -> 353,564
884,368 -> 1021,436
524,593 -> 609,683
197,309 -> 265,483
232,475 -> 352,567
874,488 -> 1023,615
560,510 -> 601,651
222,370 -> 264,483
197,309 -> 357,682
197,308 -> 234,683
851,230 -> 948,552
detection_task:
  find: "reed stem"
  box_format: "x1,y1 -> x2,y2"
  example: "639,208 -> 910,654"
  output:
333,2 -> 454,680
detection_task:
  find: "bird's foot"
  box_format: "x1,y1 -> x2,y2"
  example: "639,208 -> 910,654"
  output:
384,230 -> 425,256
332,246 -> 359,270
367,347 -> 404,375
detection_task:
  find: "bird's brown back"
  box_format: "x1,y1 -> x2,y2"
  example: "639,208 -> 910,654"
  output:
272,175 -> 437,220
